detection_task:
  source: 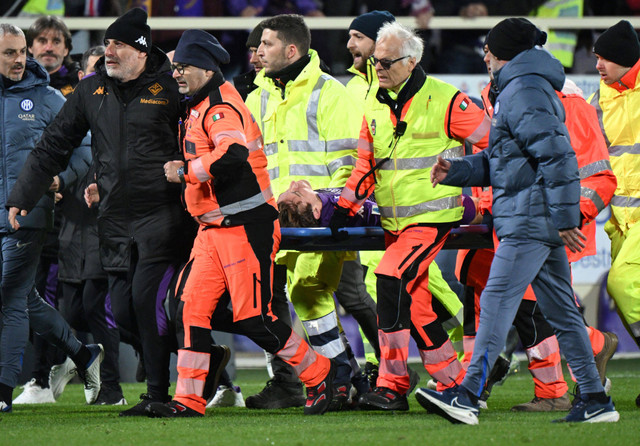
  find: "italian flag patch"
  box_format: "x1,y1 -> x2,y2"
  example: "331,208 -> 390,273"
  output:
212,113 -> 225,122
459,99 -> 468,111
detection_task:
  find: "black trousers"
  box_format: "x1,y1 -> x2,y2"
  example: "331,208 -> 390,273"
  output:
60,279 -> 121,385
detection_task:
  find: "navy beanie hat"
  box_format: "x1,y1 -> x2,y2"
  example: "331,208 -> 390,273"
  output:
349,10 -> 396,41
486,18 -> 547,61
594,20 -> 640,67
246,23 -> 266,49
174,29 -> 230,72
104,8 -> 151,53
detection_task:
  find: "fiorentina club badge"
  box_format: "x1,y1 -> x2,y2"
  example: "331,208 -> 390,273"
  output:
371,119 -> 376,135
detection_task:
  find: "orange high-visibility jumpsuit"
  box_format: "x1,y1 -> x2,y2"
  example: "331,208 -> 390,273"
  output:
173,75 -> 331,414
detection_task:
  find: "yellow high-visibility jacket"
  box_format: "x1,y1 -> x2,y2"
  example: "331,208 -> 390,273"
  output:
247,50 -> 360,196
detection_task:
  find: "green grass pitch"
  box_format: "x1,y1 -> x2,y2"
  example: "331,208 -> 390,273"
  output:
2,358 -> 638,446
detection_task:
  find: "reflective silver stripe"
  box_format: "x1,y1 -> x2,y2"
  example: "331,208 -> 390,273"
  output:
589,90 -> 612,147
610,195 -> 640,208
581,187 -> 606,213
190,157 -> 211,182
246,137 -> 263,153
327,138 -> 358,152
528,364 -> 563,384
212,130 -> 247,147
197,188 -> 273,223
260,89 -> 269,135
579,159 -> 611,179
466,114 -> 491,145
341,186 -> 365,207
609,143 -> 640,157
288,139 -> 356,153
377,146 -> 463,171
542,0 -> 576,9
630,320 -> 640,337
278,335 -> 317,376
288,140 -> 325,152
328,155 -> 355,175
289,164 -> 330,177
441,308 -> 463,331
358,137 -> 374,153
546,42 -> 576,53
526,336 -> 558,360
264,142 -> 278,156
175,377 -> 205,397
306,74 -> 331,140
419,340 -> 457,364
268,166 -> 279,180
307,337 -> 345,358
303,311 -> 339,335
379,196 -> 461,218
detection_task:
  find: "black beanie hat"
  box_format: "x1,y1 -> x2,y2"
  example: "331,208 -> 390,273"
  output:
349,10 -> 396,41
104,8 -> 151,53
174,29 -> 230,72
486,18 -> 547,61
594,20 -> 640,68
246,23 -> 266,49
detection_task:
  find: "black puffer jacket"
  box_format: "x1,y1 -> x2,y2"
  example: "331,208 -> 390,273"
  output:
8,46 -> 191,271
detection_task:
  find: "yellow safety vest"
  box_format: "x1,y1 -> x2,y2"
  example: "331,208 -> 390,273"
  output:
589,69 -> 640,230
345,62 -> 378,113
19,0 -> 64,15
532,0 -> 583,68
248,50 -> 360,196
364,76 -> 464,232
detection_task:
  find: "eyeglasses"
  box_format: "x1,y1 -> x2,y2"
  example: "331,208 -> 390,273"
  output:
369,55 -> 410,70
170,63 -> 189,75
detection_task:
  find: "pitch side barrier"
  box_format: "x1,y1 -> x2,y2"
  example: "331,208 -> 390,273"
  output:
8,16 -> 640,32
280,224 -> 492,251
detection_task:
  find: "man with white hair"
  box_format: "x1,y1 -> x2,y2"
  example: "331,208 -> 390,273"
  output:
329,21 -> 490,411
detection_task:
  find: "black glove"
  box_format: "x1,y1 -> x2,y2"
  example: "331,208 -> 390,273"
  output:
328,205 -> 350,241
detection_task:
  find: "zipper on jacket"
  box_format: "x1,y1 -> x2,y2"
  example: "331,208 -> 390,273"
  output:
120,100 -> 133,240
253,273 -> 258,308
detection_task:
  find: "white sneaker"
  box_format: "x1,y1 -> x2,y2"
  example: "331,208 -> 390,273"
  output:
77,344 -> 104,404
13,379 -> 56,404
426,379 -> 438,390
206,385 -> 245,408
49,357 -> 78,400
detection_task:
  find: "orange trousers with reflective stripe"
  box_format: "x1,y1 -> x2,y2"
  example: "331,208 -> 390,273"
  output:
174,222 -> 330,413
375,224 -> 463,394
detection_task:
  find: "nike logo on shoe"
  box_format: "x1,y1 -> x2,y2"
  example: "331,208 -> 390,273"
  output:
584,408 -> 605,420
451,396 -> 478,412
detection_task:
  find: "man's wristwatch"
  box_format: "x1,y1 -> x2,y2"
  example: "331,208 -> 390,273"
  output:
176,165 -> 185,183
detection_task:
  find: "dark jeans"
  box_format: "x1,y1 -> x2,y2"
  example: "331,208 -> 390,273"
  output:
1,230 -> 81,388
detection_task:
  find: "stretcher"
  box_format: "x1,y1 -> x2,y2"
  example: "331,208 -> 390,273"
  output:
280,224 -> 493,251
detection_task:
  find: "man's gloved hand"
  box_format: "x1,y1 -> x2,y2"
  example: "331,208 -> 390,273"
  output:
328,205 -> 350,241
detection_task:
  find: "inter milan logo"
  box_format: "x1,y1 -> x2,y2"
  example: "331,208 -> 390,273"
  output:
20,99 -> 33,111
371,119 -> 376,136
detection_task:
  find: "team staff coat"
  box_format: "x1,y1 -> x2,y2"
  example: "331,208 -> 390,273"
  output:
7,47 -> 185,271
0,57 -> 64,232
441,48 -> 581,243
